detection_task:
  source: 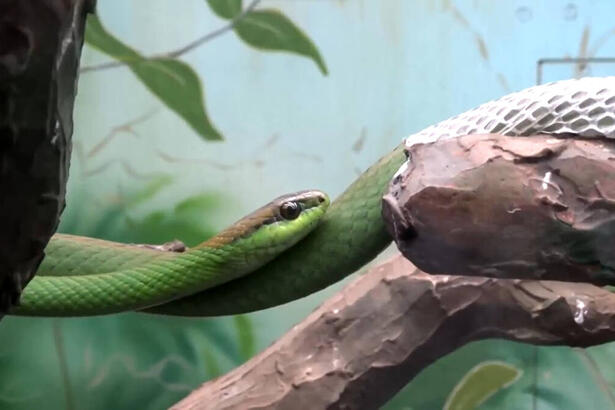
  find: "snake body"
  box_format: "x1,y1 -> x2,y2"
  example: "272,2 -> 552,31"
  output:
14,191 -> 329,316
14,76 -> 615,317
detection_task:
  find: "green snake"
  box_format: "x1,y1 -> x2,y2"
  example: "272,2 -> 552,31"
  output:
14,191 -> 329,316
12,76 -> 615,317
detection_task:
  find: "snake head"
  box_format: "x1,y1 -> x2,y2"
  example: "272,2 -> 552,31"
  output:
202,190 -> 330,253
272,190 -> 329,222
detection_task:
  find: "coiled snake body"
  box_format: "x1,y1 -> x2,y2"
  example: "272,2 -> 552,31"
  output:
14,77 -> 615,317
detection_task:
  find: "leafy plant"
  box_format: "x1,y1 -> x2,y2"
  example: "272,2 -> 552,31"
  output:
85,15 -> 223,141
206,0 -> 328,75
83,1 -> 328,141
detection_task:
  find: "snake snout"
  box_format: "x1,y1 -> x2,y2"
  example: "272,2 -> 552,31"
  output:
304,190 -> 330,209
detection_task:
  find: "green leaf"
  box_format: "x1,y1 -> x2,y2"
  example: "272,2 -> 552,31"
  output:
201,348 -> 222,377
85,14 -> 141,60
444,361 -> 521,410
385,340 -> 615,410
233,315 -> 256,360
207,0 -> 242,19
131,58 -> 223,140
84,14 -> 223,141
234,10 -> 328,75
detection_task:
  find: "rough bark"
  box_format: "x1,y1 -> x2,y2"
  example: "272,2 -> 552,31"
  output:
0,0 -> 94,314
173,254 -> 615,410
384,133 -> 615,285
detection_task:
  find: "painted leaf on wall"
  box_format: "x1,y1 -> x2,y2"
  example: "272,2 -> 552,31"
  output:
233,315 -> 256,360
234,10 -> 328,75
131,58 -> 223,141
385,340 -> 615,410
444,361 -> 521,410
84,14 -> 223,141
83,12 -> 140,60
207,0 -> 242,19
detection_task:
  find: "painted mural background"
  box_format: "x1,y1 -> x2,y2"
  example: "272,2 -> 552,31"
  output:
2,1 -> 615,409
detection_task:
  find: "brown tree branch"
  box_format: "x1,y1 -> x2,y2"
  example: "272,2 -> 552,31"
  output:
173,254 -> 615,410
384,133 -> 615,286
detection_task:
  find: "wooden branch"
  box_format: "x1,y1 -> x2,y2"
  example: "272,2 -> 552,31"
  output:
384,133 -> 615,286
173,254 -> 615,410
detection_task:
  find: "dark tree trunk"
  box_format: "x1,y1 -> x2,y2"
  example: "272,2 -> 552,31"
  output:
0,0 -> 94,315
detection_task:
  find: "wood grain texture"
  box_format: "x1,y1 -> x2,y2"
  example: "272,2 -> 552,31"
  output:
173,254 -> 615,409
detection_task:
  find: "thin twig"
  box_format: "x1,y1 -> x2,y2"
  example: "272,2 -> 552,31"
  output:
165,0 -> 261,58
79,0 -> 262,73
86,109 -> 158,158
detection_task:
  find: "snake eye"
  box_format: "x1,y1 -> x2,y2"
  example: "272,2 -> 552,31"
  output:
280,201 -> 301,220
